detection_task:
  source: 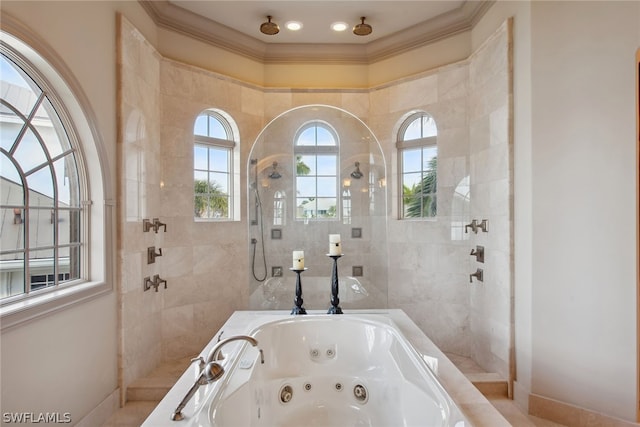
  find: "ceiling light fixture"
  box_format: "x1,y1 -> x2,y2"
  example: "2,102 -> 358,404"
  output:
285,21 -> 303,31
260,16 -> 280,35
331,22 -> 348,32
353,17 -> 372,36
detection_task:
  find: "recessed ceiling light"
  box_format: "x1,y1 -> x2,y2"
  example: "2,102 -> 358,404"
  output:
285,21 -> 303,31
331,22 -> 348,32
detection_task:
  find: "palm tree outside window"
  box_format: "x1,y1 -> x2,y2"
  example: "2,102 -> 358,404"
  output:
193,110 -> 237,220
397,112 -> 438,218
294,121 -> 339,220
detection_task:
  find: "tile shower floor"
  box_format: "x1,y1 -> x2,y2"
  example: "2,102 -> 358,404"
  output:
103,355 -> 566,427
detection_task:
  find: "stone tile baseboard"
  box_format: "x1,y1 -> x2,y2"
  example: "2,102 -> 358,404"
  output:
529,394 -> 640,427
75,388 -> 119,427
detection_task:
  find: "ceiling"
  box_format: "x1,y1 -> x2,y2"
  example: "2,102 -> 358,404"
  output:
140,0 -> 492,63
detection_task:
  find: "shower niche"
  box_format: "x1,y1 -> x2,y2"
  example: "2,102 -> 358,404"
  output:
247,105 -> 388,311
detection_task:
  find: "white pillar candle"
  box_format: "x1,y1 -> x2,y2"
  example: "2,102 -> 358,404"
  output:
292,250 -> 304,270
329,234 -> 342,255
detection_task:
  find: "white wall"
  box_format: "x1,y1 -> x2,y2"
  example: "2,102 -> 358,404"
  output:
477,1 -> 638,421
530,1 -> 638,419
0,297 -> 117,423
473,0 -> 534,410
0,0 -> 155,423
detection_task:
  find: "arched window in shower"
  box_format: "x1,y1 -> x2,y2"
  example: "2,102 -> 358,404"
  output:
273,190 -> 286,226
193,109 -> 240,220
342,189 -> 351,224
397,112 -> 438,219
293,121 -> 339,220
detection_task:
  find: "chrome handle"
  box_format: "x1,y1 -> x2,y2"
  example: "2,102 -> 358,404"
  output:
470,245 -> 484,263
469,268 -> 484,283
147,246 -> 163,264
154,274 -> 167,290
153,218 -> 167,233
143,219 -> 155,232
464,220 -> 478,234
190,356 -> 205,371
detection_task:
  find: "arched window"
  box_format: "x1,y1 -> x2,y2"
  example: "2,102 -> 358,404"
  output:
396,112 -> 438,218
342,188 -> 351,224
273,190 -> 285,226
294,121 -> 339,220
0,29 -> 109,318
193,109 -> 238,220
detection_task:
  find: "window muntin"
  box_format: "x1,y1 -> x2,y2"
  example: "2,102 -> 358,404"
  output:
273,190 -> 285,226
294,121 -> 339,220
397,112 -> 438,219
193,110 -> 236,220
0,51 -> 83,300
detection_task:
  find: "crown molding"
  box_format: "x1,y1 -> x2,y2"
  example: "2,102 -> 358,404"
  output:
138,0 -> 493,65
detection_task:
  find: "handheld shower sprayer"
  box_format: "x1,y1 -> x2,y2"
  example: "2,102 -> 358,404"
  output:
250,158 -> 267,282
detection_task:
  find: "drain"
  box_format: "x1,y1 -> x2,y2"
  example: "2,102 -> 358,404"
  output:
279,385 -> 293,403
353,384 -> 368,403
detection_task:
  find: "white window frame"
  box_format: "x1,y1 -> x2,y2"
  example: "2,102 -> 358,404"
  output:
0,25 -> 112,331
193,109 -> 239,221
396,112 -> 438,219
293,121 -> 340,221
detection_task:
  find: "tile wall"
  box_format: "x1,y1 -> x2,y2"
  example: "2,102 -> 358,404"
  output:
117,17 -> 163,401
117,16 -> 512,395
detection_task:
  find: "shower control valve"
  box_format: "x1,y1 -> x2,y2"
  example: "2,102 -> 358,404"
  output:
147,246 -> 163,264
464,220 -> 478,234
470,245 -> 485,263
153,218 -> 167,233
143,218 -> 155,232
154,274 -> 167,290
469,268 -> 484,283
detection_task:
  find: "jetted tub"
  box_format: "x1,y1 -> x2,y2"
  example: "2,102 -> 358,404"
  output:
145,311 -> 471,427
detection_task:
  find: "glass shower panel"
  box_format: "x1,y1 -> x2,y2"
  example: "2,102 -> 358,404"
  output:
247,105 -> 388,311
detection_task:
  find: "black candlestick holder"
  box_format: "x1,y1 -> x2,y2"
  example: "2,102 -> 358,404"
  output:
327,254 -> 343,314
290,268 -> 307,315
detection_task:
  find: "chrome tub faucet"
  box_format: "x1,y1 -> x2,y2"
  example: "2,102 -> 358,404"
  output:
170,335 -> 261,421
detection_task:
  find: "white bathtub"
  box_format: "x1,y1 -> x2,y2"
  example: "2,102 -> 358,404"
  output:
145,312 -> 471,427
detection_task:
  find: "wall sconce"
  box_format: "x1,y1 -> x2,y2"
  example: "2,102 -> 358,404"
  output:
343,178 -> 351,188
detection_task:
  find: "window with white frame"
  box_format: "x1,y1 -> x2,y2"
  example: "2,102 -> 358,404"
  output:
193,109 -> 237,220
273,190 -> 285,226
0,43 -> 84,301
397,112 -> 438,218
294,121 -> 339,220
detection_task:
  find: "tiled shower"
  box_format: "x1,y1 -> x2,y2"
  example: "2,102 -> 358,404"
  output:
117,14 -> 512,401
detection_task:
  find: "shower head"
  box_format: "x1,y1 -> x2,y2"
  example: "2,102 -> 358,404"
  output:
268,161 -> 282,179
260,16 -> 280,35
353,17 -> 372,36
351,161 -> 363,179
